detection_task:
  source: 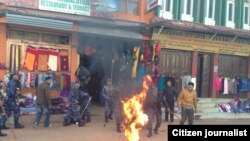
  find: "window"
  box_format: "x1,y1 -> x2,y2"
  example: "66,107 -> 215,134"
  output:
226,0 -> 235,28
181,0 -> 193,21
244,6 -> 249,24
160,0 -> 173,19
186,0 -> 192,15
208,0 -> 214,18
243,2 -> 250,30
118,0 -> 139,15
165,0 -> 171,12
228,3 -> 233,21
205,0 -> 215,25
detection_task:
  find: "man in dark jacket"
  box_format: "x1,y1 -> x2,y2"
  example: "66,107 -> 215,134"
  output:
145,86 -> 162,137
5,72 -> 24,129
163,80 -> 178,122
35,76 -> 52,128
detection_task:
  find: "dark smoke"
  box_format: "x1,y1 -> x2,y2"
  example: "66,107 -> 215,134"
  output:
77,34 -> 142,101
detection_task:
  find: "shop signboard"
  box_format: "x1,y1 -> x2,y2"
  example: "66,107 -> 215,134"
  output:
39,0 -> 91,16
147,0 -> 161,11
152,29 -> 250,56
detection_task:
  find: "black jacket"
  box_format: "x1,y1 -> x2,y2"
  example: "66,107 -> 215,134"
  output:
163,87 -> 178,103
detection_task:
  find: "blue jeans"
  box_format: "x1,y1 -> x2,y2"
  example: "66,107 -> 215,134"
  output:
35,105 -> 51,127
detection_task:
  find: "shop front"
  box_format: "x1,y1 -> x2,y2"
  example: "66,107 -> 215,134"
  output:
5,14 -> 76,100
76,23 -> 149,101
152,27 -> 250,98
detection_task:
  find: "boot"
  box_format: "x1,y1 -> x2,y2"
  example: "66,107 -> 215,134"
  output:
78,120 -> 85,127
14,123 -> 24,129
0,127 -> 7,137
86,116 -> 91,123
0,132 -> 7,137
116,124 -> 121,133
147,130 -> 153,137
14,119 -> 24,129
1,125 -> 9,130
63,118 -> 70,126
154,128 -> 158,134
108,114 -> 113,120
105,116 -> 108,123
165,112 -> 168,122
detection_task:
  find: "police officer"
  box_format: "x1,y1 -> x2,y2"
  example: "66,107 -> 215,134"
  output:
79,90 -> 91,123
5,73 -> 24,129
0,85 -> 9,130
102,78 -> 114,123
144,86 -> 162,137
0,100 -> 7,137
113,80 -> 124,133
63,80 -> 84,127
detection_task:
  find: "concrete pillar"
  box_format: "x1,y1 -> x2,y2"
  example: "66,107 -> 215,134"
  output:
211,54 -> 219,98
191,51 -> 198,78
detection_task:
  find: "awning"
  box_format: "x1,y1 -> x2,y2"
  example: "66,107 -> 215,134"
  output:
6,14 -> 73,31
79,24 -> 143,40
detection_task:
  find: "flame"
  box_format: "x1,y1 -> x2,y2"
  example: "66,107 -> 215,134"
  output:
122,75 -> 152,141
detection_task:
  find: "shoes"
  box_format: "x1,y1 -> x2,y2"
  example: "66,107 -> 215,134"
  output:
147,132 -> 152,138
14,124 -> 24,129
108,115 -> 113,120
0,132 -> 7,137
44,124 -> 52,128
2,126 -> 9,130
154,129 -> 158,134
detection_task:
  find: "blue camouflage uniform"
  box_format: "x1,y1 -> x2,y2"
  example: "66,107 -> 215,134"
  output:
102,85 -> 114,122
79,90 -> 91,122
63,84 -> 82,126
5,79 -> 21,126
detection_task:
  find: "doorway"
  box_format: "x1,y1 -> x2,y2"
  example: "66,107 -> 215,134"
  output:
197,54 -> 212,98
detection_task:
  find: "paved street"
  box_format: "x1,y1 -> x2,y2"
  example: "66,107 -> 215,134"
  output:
2,105 -> 250,141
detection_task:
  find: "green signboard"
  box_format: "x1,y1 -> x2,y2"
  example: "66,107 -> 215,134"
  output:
39,0 -> 90,16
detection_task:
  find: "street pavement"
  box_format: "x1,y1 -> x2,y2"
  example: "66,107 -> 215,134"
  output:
2,105 -> 250,141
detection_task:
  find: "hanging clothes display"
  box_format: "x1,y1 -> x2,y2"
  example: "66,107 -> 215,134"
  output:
137,64 -> 146,84
48,49 -> 59,71
10,44 -> 22,72
214,76 -> 250,94
132,47 -> 140,78
223,78 -> 229,94
59,49 -> 69,71
23,46 -> 38,71
37,48 -> 49,71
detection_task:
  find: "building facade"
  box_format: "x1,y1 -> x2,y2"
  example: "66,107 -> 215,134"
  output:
150,0 -> 250,98
0,0 -> 154,100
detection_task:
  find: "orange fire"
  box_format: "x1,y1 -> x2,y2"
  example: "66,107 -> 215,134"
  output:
122,75 -> 152,141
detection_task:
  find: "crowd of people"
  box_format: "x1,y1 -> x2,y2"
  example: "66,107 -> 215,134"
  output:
0,72 -> 198,138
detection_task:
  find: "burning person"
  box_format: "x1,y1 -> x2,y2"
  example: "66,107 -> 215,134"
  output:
102,78 -> 114,123
63,80 -> 84,127
144,85 -> 162,137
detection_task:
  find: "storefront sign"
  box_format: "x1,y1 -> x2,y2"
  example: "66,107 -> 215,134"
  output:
153,29 -> 250,56
92,0 -> 117,12
147,0 -> 161,11
91,0 -> 117,17
39,0 -> 90,16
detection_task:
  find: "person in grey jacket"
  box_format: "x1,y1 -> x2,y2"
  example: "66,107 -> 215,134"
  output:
35,77 -> 52,128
